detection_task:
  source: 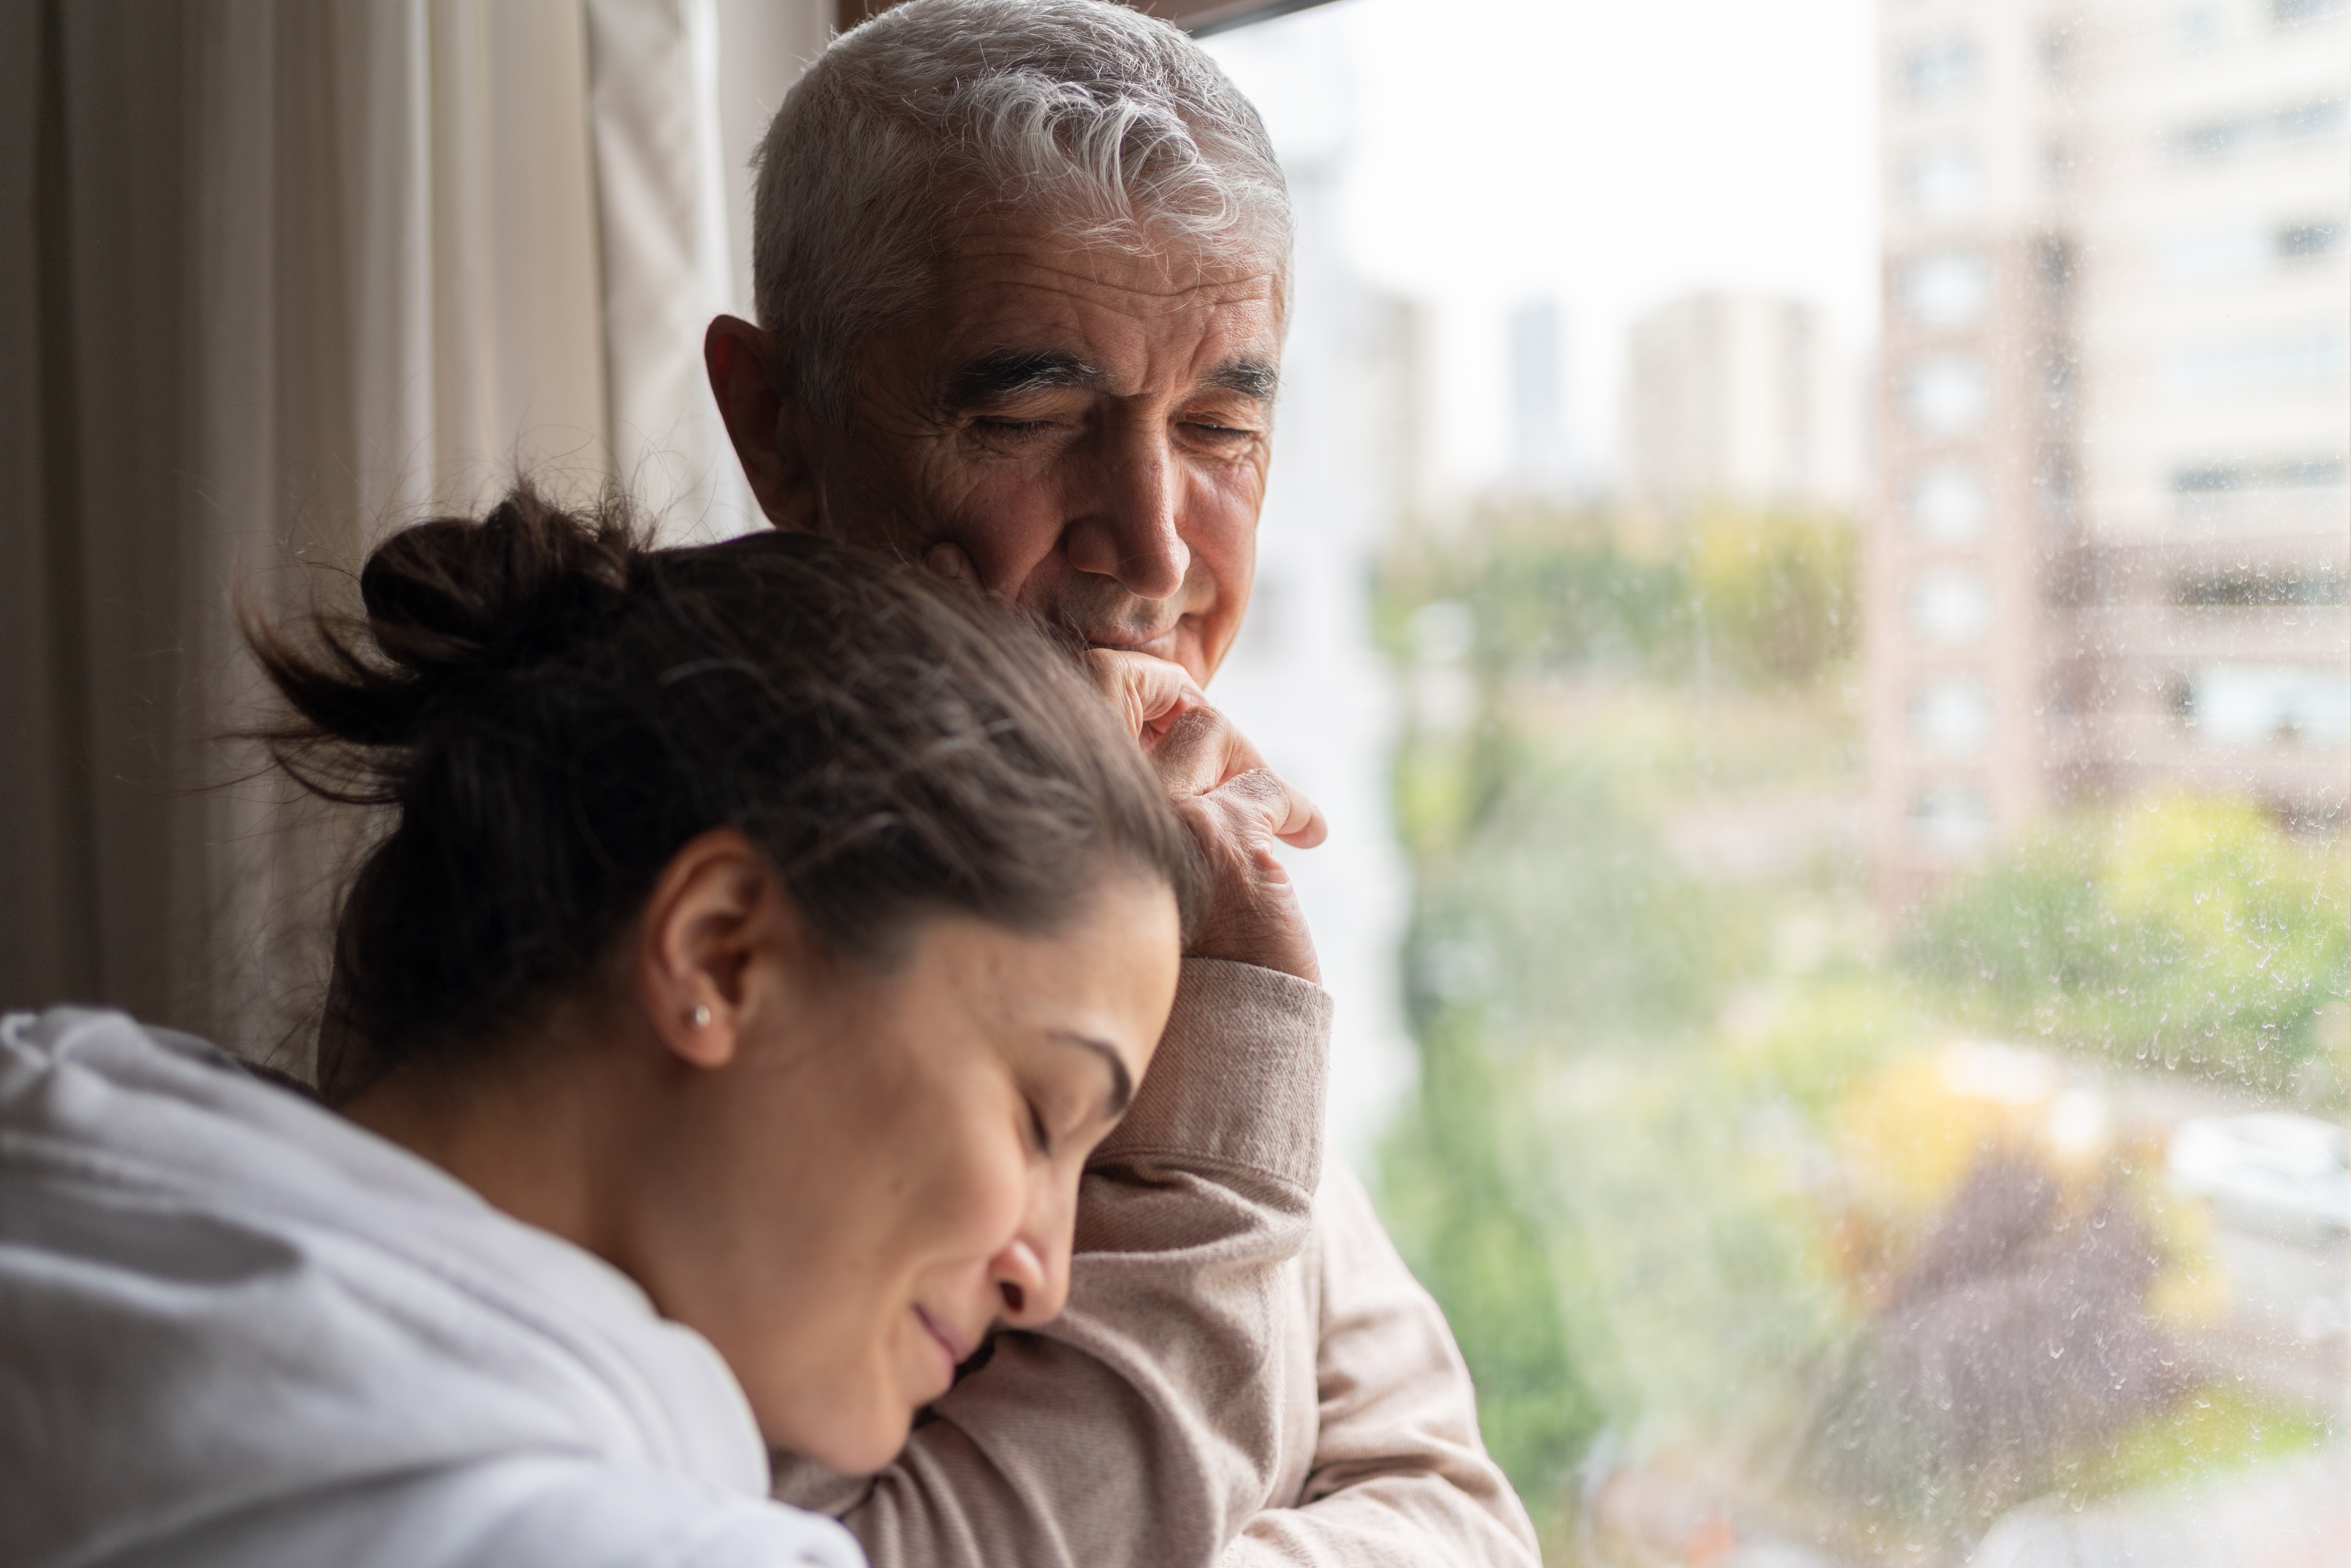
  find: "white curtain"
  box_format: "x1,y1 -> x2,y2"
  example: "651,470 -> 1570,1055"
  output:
0,0 -> 825,1064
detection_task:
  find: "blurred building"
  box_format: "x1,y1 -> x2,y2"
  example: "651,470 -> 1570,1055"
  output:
1371,295 -> 1441,524
1505,297 -> 1574,494
1620,291 -> 1860,512
1867,0 -> 2350,905
1197,24 -> 1422,1166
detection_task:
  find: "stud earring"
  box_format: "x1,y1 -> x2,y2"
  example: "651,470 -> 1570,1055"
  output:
689,1005 -> 711,1029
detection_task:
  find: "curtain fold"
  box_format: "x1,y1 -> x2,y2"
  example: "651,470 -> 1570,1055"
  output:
589,0 -> 762,540
0,0 -> 822,1063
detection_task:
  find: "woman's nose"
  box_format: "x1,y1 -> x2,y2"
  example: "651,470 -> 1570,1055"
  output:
987,1231 -> 1069,1328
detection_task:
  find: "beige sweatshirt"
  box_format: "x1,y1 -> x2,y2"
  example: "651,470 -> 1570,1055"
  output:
770,960 -> 1539,1567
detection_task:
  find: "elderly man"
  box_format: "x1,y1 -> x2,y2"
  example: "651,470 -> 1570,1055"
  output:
705,3 -> 1538,1564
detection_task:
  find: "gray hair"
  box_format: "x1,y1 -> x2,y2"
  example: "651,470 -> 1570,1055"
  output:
750,0 -> 1290,421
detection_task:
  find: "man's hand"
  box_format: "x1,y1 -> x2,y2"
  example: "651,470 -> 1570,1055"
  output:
1086,650 -> 1326,984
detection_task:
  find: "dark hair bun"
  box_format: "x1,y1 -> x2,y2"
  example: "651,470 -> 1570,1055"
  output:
253,492 -> 639,756
362,494 -> 634,687
247,484 -> 1199,1101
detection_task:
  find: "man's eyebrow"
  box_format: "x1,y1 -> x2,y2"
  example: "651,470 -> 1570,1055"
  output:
944,350 -> 1280,409
1053,1030 -> 1135,1120
945,348 -> 1104,406
1205,360 -> 1280,402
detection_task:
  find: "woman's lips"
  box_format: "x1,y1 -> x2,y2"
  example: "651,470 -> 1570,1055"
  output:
913,1305 -> 969,1391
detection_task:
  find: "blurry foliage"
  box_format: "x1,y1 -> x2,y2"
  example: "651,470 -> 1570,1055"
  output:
1377,499 -> 1857,689
1369,500 -> 2342,1553
1377,1006 -> 1606,1504
2074,1386 -> 2330,1500
1896,790 -> 2350,1101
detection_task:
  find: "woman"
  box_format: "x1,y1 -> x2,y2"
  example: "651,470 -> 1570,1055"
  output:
0,491 -> 1198,1568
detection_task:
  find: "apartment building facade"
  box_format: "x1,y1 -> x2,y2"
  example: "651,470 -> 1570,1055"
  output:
1868,0 -> 2349,906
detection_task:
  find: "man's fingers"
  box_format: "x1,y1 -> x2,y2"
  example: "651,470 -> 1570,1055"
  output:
1149,703 -> 1269,794
1206,767 -> 1327,851
1083,649 -> 1203,743
1277,788 -> 1329,850
1074,661 -> 1323,847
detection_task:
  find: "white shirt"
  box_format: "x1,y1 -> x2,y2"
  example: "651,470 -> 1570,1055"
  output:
0,1008 -> 862,1568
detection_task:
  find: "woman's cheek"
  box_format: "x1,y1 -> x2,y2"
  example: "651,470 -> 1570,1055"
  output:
947,1121 -> 1038,1258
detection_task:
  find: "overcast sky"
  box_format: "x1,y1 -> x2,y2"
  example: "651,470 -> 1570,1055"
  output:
1204,0 -> 1879,492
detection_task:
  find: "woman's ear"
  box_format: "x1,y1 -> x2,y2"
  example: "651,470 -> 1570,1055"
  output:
635,828 -> 800,1071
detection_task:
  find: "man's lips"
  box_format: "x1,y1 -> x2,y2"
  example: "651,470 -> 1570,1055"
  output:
1080,628 -> 1180,656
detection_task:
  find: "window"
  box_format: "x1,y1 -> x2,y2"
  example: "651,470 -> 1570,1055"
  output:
1909,462 -> 1989,539
1899,249 -> 1990,328
2178,3 -> 2228,46
2163,327 -> 2351,395
1904,353 -> 1990,433
2172,455 -> 2350,492
2172,115 -> 2259,161
2160,221 -> 2273,280
2175,567 -> 2350,605
2276,96 -> 2349,139
1909,677 -> 1994,752
1907,568 -> 1993,643
2279,218 -> 2346,259
1908,780 -> 1993,851
2186,663 -> 2351,743
2274,0 -> 2349,25
1902,141 -> 1983,217
1901,37 -> 1980,102
1202,3 -> 2350,1558
2277,454 -> 2350,486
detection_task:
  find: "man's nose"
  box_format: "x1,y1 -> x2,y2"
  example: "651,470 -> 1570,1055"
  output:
1062,428 -> 1189,601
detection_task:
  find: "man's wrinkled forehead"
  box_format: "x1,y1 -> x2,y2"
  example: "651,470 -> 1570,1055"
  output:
912,216 -> 1287,403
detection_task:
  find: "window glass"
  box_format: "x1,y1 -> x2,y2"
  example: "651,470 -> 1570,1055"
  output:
2162,327 -> 2351,396
2160,219 -> 2276,280
2276,96 -> 2348,139
1903,140 -> 1983,215
1901,37 -> 1980,102
1904,352 -> 1990,432
1908,779 -> 1994,851
1202,2 -> 2349,1561
1909,675 -> 1994,751
1898,248 -> 1991,326
1906,567 -> 1993,643
2279,217 -> 2346,259
2189,663 -> 2351,744
1908,461 -> 1988,538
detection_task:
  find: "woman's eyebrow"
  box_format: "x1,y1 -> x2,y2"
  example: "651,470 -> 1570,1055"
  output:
1051,1030 -> 1134,1118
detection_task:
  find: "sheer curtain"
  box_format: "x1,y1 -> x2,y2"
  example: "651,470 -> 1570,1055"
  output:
0,0 -> 825,1064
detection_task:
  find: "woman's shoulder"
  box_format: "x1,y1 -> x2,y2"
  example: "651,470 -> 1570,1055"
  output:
83,1454 -> 866,1568
0,1006 -> 796,1568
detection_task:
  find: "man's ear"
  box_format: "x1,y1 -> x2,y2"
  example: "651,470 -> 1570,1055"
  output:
706,315 -> 822,533
635,826 -> 801,1071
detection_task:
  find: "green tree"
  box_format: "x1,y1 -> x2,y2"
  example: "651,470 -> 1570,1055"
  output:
1897,790 -> 2349,1096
